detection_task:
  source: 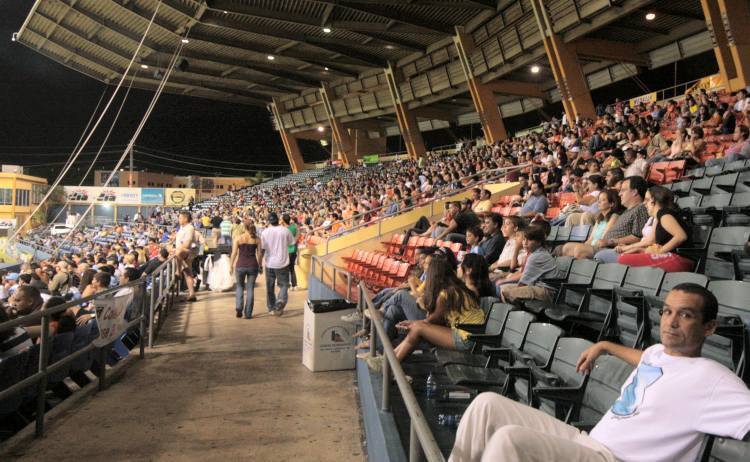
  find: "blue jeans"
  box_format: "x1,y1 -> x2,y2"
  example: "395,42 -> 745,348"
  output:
265,267 -> 290,311
382,290 -> 426,339
235,267 -> 258,318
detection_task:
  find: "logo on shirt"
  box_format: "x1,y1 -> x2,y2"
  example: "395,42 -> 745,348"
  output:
611,362 -> 663,417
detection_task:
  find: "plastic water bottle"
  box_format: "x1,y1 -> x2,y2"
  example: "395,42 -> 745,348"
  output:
437,414 -> 463,428
425,373 -> 437,398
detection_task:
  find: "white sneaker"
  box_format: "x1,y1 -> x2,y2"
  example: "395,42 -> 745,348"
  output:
340,311 -> 363,323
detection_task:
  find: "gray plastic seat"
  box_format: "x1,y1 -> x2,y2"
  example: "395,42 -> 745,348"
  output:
480,296 -> 500,314
707,437 -> 750,461
545,263 -> 629,333
690,177 -> 714,196
711,173 -> 739,194
671,180 -> 693,197
525,259 -> 599,316
705,227 -> 750,280
0,348 -> 30,416
525,337 -> 593,415
435,302 -> 514,367
569,225 -> 591,243
534,354 -> 634,426
606,266 -> 665,348
677,195 -> 701,209
735,170 -> 750,193
722,192 -> 750,226
691,194 -> 732,226
445,322 -> 562,388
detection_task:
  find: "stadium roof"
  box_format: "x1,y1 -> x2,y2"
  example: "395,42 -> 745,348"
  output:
16,0 -> 711,131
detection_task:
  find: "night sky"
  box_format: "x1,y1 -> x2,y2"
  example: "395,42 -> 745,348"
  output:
0,2 -> 297,184
0,3 -> 719,184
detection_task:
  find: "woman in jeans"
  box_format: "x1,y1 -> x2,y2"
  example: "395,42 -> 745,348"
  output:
229,221 -> 261,319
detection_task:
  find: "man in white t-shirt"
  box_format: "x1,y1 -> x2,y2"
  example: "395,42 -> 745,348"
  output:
450,283 -> 750,462
259,212 -> 294,316
174,210 -> 197,302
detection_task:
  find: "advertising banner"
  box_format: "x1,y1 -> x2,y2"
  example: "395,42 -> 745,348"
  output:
0,219 -> 17,229
629,92 -> 657,108
63,187 -> 141,205
141,188 -> 164,205
362,154 -> 380,165
165,188 -> 195,207
93,294 -> 132,348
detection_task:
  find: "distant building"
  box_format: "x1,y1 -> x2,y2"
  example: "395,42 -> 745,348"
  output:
0,168 -> 49,234
94,170 -> 255,201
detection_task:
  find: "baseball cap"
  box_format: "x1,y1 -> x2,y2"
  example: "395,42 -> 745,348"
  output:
6,272 -> 19,281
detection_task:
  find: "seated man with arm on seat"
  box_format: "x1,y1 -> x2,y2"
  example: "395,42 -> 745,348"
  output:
436,200 -> 481,245
449,283 -> 750,462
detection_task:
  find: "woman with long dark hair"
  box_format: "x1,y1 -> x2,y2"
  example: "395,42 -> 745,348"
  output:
560,188 -> 623,259
617,186 -> 693,272
229,219 -> 262,319
389,253 -> 485,362
459,253 -> 495,298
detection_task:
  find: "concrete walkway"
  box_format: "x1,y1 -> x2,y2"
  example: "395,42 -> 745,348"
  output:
10,278 -> 364,462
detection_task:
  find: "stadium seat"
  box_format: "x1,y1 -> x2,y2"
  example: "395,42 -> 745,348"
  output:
705,437 -> 750,461
533,354 -> 634,429
525,259 -> 599,316
435,302 -> 514,367
545,263 -> 629,338
526,338 -> 593,415
722,192 -> 750,226
603,266 -> 665,348
568,225 -> 591,243
445,323 -> 563,389
705,227 -> 750,280
670,179 -> 693,197
0,349 -> 30,417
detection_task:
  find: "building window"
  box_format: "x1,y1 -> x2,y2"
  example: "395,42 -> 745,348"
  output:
31,184 -> 47,204
0,189 -> 11,205
15,189 -> 29,206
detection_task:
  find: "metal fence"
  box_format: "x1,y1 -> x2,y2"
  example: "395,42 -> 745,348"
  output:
358,282 -> 445,462
0,257 -> 180,438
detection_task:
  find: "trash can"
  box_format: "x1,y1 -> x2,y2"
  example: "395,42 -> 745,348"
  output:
296,247 -> 314,290
302,299 -> 358,372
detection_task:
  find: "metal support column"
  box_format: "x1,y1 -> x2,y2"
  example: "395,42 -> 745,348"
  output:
454,27 -> 508,144
270,99 -> 306,173
320,84 -> 357,167
384,64 -> 427,159
530,0 -> 596,123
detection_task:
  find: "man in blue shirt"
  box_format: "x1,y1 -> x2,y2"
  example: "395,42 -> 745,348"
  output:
518,180 -> 549,218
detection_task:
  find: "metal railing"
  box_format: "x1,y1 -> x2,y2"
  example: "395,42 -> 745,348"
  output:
310,255 -> 353,301
358,282 -> 444,462
0,257 -> 180,438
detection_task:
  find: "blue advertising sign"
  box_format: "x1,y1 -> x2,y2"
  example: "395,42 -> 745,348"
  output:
141,188 -> 164,205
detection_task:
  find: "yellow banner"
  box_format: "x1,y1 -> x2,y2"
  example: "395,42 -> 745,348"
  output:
165,188 -> 196,207
629,92 -> 657,108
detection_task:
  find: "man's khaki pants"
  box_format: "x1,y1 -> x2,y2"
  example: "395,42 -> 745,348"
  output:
449,393 -> 616,462
500,283 -> 551,305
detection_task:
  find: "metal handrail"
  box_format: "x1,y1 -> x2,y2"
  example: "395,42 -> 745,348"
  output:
305,163 -> 528,246
310,254 -> 353,300
0,256 -> 180,437
359,282 -> 445,462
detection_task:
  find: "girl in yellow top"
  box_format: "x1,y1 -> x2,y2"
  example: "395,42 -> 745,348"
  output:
393,253 -> 485,361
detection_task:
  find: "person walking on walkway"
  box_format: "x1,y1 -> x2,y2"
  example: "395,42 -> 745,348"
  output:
260,212 -> 295,316
283,213 -> 298,291
174,210 -> 198,302
230,219 -> 261,319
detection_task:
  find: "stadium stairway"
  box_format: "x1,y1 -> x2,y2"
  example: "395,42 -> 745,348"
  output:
2,275 -> 363,462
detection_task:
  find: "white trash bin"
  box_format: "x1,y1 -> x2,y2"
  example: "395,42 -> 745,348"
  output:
302,299 -> 358,372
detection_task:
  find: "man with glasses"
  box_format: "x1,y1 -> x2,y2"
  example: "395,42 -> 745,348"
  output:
593,176 -> 649,263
